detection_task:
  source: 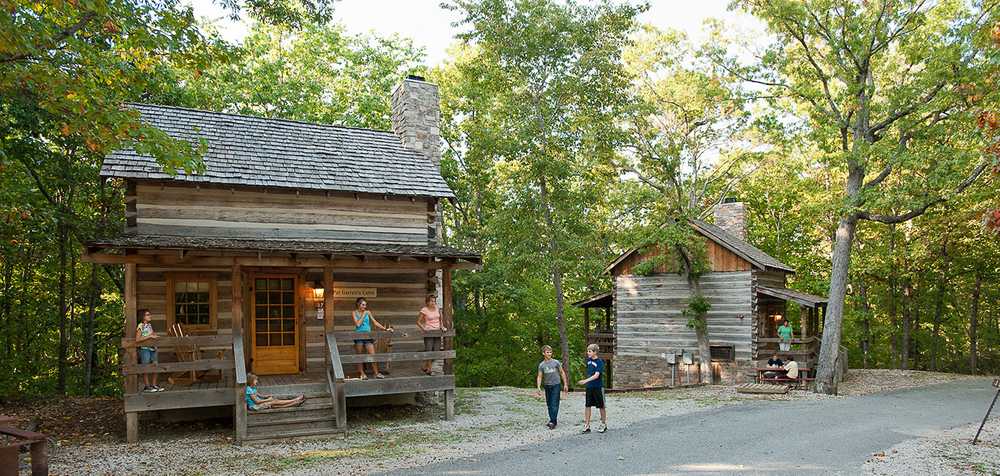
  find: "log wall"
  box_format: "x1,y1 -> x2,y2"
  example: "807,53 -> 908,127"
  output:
132,183 -> 430,244
133,264 -> 434,376
613,271 -> 754,388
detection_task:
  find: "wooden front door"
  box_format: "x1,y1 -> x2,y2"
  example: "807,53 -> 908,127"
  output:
252,276 -> 299,375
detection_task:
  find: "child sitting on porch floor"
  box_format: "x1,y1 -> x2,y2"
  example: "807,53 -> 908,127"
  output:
245,373 -> 304,411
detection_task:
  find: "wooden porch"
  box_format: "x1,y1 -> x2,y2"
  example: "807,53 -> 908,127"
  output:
96,242 -> 476,443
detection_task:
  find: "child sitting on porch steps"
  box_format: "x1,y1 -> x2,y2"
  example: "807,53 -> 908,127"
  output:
245,373 -> 305,411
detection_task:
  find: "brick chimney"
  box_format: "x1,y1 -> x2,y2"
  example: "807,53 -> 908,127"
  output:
713,198 -> 747,240
391,75 -> 441,169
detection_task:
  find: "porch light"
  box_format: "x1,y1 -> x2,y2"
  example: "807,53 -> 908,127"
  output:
773,314 -> 783,321
312,280 -> 325,300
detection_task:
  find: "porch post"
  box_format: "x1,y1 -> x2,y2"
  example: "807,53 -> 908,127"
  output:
232,263 -> 247,441
442,265 -> 455,420
800,305 -> 808,339
124,263 -> 139,443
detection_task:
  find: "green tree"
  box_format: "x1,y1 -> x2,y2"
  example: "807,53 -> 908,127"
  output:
733,0 -> 999,394
439,0 -> 641,377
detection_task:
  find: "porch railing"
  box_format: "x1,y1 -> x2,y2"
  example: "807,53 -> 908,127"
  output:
121,335 -> 235,386
325,332 -> 347,428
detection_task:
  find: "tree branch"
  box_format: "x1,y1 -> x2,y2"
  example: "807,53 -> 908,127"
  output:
1,11 -> 98,63
857,159 -> 990,224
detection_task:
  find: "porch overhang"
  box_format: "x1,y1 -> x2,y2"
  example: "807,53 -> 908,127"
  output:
572,291 -> 613,309
83,234 -> 482,269
757,285 -> 827,308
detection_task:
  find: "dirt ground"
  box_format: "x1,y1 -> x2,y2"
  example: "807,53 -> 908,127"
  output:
0,369 -> 983,475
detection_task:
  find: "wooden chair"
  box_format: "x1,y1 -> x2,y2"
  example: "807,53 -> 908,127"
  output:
167,323 -> 198,386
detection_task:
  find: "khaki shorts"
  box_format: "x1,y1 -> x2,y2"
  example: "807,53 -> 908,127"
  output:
250,401 -> 272,411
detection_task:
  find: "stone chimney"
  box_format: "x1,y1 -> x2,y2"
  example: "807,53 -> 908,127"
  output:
391,75 -> 441,168
713,198 -> 747,240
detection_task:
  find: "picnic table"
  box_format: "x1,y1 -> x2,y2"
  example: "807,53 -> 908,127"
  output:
756,367 -> 814,389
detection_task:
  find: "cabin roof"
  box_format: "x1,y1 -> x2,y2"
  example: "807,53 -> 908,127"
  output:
101,103 -> 455,199
571,291 -> 613,309
86,234 -> 480,262
757,285 -> 827,308
604,219 -> 794,275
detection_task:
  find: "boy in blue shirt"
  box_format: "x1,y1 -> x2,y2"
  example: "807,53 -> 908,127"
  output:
577,344 -> 607,433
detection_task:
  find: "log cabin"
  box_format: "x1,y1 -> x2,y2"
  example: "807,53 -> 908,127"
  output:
83,76 -> 480,443
576,200 -> 832,389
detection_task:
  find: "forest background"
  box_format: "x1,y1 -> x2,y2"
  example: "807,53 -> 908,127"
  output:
1,0 -> 998,397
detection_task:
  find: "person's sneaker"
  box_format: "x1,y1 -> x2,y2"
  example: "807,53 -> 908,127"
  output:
581,427 -> 591,434
143,385 -> 154,393
598,424 -> 607,433
154,385 -> 166,392
546,422 -> 554,430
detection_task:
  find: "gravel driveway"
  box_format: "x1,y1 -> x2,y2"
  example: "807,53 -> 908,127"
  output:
397,378 -> 998,475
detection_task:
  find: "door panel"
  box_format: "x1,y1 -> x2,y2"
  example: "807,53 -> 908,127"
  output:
252,276 -> 299,375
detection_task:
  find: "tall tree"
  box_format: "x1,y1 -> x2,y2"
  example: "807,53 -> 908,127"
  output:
441,0 -> 641,376
734,0 -> 999,393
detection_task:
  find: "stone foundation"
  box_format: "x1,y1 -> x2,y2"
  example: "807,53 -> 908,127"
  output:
614,355 -> 754,389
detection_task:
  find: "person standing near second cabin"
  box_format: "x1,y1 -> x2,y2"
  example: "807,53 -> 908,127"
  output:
535,345 -> 568,429
778,320 -> 794,352
577,344 -> 607,434
352,298 -> 393,380
416,294 -> 447,375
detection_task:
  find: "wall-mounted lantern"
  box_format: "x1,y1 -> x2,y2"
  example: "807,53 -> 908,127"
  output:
312,280 -> 325,320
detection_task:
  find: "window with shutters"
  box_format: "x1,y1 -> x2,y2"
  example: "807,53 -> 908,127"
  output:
710,345 -> 735,362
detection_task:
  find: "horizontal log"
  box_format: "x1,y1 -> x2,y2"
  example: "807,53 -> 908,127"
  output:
135,222 -> 427,244
340,350 -> 455,364
121,335 -> 233,348
344,374 -> 454,398
332,329 -> 455,340
125,387 -> 233,412
757,337 -> 817,344
124,358 -> 234,374
83,253 -> 480,270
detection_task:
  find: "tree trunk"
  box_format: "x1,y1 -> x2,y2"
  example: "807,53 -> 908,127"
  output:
815,211 -> 859,394
888,227 -> 899,368
901,281 -> 912,370
539,178 -> 570,376
84,264 -> 99,396
859,282 -> 871,369
57,217 -> 68,395
969,273 -> 981,374
931,242 -> 948,371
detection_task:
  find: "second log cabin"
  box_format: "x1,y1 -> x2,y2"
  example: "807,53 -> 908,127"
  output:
577,200 -> 832,389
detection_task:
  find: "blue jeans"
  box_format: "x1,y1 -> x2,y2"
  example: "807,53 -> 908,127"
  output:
544,384 -> 561,424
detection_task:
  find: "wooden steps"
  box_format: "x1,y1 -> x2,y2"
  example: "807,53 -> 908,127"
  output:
246,382 -> 340,441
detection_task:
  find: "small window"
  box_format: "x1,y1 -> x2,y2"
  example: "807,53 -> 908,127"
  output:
710,345 -> 735,362
168,275 -> 217,330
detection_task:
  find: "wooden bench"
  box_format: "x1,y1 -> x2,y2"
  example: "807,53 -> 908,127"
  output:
0,424 -> 48,476
757,367 -> 813,389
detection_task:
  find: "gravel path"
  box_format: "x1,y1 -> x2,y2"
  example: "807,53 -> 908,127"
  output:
864,414 -> 1000,475
40,370 -> 983,475
400,378 -> 998,476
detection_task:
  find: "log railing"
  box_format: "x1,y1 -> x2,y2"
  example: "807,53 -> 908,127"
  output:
587,330 -> 616,354
233,329 -> 247,441
325,332 -> 347,428
121,335 -> 235,379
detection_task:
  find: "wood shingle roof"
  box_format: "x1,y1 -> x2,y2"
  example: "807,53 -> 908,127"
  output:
101,103 -> 455,198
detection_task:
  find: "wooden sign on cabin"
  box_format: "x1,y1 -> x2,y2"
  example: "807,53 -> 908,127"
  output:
333,288 -> 377,298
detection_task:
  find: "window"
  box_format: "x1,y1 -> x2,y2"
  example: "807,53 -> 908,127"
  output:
710,345 -> 735,362
167,275 -> 217,330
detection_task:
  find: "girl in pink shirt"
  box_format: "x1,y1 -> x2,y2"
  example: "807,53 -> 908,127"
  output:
416,294 -> 447,375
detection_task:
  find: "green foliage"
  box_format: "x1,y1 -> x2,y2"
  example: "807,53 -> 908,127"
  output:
683,295 -> 712,333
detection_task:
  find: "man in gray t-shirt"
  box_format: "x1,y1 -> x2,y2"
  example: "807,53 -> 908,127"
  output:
536,345 -> 569,429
